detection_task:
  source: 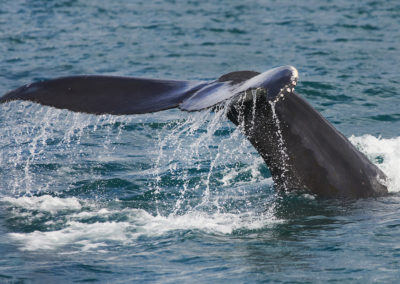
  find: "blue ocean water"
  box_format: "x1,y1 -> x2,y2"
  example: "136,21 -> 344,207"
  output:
0,0 -> 400,282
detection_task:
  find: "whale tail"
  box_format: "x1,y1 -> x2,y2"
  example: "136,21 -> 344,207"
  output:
0,76 -> 205,115
0,66 -> 388,198
0,66 -> 298,115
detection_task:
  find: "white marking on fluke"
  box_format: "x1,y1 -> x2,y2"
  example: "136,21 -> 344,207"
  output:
181,66 -> 299,111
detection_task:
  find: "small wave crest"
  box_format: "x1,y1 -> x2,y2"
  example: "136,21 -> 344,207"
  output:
1,195 -> 82,213
4,195 -> 278,252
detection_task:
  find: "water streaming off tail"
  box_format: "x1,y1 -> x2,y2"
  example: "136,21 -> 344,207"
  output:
0,101 -> 277,251
148,100 -> 274,215
0,102 -> 136,196
1,100 -> 398,252
268,100 -> 291,190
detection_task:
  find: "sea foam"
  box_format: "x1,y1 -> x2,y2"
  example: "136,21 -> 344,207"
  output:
349,135 -> 400,192
6,202 -> 278,251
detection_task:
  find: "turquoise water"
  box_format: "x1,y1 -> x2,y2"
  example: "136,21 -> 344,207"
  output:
1,0 -> 400,282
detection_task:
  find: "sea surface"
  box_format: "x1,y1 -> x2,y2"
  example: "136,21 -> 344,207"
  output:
0,0 -> 400,283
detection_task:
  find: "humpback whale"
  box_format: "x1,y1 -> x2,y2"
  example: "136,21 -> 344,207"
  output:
0,66 -> 388,198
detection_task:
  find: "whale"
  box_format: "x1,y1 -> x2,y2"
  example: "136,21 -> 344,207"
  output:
0,66 -> 388,198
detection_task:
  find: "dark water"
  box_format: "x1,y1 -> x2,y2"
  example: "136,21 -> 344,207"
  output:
1,0 -> 400,283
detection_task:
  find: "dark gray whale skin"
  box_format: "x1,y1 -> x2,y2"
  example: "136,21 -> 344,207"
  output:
0,66 -> 388,198
226,88 -> 388,198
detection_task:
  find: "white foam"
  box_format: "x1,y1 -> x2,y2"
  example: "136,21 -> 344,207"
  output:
7,205 -> 279,251
133,210 -> 277,236
349,135 -> 400,192
1,195 -> 82,213
9,221 -> 130,251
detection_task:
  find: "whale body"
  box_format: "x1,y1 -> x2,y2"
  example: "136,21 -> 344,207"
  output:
0,66 -> 388,198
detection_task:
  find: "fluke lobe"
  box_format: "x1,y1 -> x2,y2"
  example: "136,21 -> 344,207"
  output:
1,66 -> 388,198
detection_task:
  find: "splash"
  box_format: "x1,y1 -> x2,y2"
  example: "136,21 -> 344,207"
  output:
0,101 -> 276,252
0,100 -> 270,207
0,102 -> 135,196
151,103 -> 267,214
4,102 -> 398,254
349,135 -> 400,192
3,195 -> 279,252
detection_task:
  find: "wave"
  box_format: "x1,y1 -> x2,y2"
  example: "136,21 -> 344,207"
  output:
2,195 -> 278,252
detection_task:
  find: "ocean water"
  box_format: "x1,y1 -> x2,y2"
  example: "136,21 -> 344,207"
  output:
0,0 -> 400,283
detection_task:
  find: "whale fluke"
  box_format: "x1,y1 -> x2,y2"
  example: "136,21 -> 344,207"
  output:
0,66 -> 296,114
0,76 -> 204,115
0,66 -> 388,198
